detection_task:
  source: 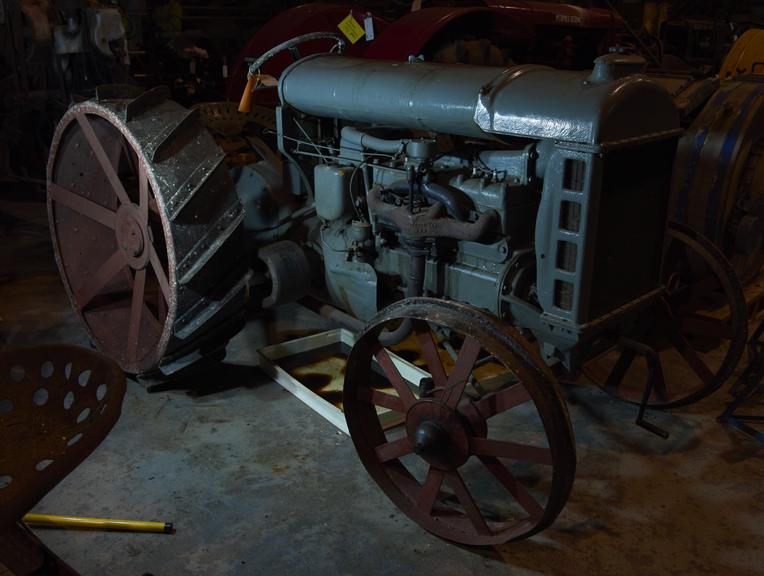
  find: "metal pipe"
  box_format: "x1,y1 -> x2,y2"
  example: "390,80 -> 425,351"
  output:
385,180 -> 476,222
367,185 -> 496,242
280,55 -> 507,138
317,303 -> 365,333
407,166 -> 415,215
421,181 -> 473,221
317,252 -> 426,346
241,33 -> 347,112
379,247 -> 426,346
341,126 -> 406,155
247,33 -> 346,79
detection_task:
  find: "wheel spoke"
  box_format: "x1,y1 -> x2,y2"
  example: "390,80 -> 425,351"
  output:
157,286 -> 167,321
127,268 -> 146,363
661,300 -> 714,385
471,437 -> 553,465
149,245 -> 171,304
474,382 -> 532,419
49,182 -> 116,230
668,330 -> 714,385
444,471 -> 491,536
680,314 -> 732,339
479,456 -> 543,519
387,462 -> 422,492
121,136 -> 138,177
418,466 -> 445,514
74,250 -> 126,309
143,303 -> 162,333
443,336 -> 482,408
372,343 -> 417,409
605,348 -> 636,393
413,320 -> 447,388
356,387 -> 406,412
375,436 -> 413,463
138,161 -> 149,225
684,275 -> 723,306
125,266 -> 163,334
76,113 -> 130,206
649,359 -> 669,401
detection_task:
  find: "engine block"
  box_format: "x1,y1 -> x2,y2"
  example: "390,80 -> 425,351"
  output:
268,52 -> 680,369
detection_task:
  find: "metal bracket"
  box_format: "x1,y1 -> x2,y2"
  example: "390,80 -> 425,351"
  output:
617,337 -> 670,439
288,46 -> 302,61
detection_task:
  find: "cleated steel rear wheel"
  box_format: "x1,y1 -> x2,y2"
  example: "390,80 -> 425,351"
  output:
47,86 -> 250,375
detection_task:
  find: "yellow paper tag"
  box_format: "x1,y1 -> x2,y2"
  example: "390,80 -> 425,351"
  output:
338,14 -> 365,44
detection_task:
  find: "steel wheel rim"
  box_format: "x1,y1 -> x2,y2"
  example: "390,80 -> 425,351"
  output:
584,222 -> 748,409
672,81 -> 764,283
344,298 -> 576,546
47,107 -> 175,374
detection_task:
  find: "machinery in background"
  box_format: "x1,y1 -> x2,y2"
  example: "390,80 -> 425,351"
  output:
640,1 -> 764,72
46,37 -> 752,544
720,27 -> 764,78
366,0 -> 623,66
659,17 -> 732,69
667,71 -> 764,284
649,23 -> 764,285
625,7 -> 764,286
0,0 -> 129,180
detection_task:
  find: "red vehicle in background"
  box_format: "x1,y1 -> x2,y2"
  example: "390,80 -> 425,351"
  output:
364,1 -> 622,66
226,2 -> 624,104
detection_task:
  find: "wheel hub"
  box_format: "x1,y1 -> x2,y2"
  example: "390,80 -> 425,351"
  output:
115,204 -> 148,269
412,420 -> 447,455
405,399 -> 470,470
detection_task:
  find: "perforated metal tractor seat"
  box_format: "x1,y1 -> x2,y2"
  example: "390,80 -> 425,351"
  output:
0,345 -> 126,575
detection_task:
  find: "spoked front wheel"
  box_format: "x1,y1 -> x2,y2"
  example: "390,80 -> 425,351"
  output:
343,298 -> 576,545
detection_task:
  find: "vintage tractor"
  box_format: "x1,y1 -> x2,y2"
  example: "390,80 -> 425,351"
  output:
46,37 -> 751,544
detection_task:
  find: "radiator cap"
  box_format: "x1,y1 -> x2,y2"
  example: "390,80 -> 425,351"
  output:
587,53 -> 647,84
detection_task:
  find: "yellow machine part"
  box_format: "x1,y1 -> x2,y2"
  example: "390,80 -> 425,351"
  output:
721,28 -> 764,79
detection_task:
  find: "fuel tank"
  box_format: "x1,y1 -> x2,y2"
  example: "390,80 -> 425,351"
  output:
278,53 -> 679,148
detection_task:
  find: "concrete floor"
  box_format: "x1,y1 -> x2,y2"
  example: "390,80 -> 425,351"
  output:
1,188 -> 763,575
